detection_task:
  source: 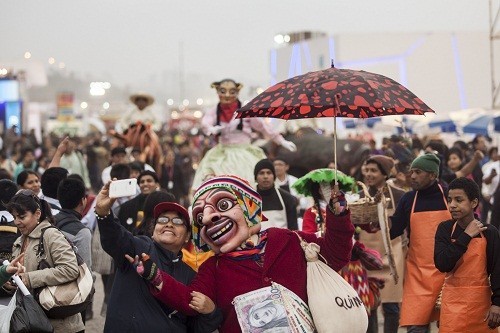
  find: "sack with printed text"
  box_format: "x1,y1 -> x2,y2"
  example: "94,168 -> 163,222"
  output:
295,232 -> 368,333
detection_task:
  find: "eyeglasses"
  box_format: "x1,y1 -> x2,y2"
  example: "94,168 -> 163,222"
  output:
156,216 -> 185,226
15,189 -> 41,208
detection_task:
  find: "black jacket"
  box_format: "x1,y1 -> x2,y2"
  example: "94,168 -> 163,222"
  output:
99,213 -> 222,333
390,181 -> 448,239
118,194 -> 147,234
434,219 -> 500,306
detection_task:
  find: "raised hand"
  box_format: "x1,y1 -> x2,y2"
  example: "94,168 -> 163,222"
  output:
95,181 -> 117,217
189,291 -> 216,314
330,183 -> 347,215
6,253 -> 25,275
56,136 -> 70,155
207,125 -> 223,136
473,149 -> 485,162
280,140 -> 297,152
125,253 -> 162,289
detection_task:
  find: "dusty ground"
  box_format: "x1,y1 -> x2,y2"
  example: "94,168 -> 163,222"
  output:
85,274 -> 105,333
84,274 -> 440,333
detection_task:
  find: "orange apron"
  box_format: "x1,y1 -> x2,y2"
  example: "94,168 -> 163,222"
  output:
400,185 -> 451,326
440,223 -> 492,333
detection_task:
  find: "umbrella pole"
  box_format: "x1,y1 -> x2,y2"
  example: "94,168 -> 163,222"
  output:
334,113 -> 337,184
333,94 -> 341,185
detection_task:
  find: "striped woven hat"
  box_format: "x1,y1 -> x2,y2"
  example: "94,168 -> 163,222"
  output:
192,175 -> 265,252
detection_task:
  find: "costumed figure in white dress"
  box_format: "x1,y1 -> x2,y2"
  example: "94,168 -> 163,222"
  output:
192,79 -> 297,190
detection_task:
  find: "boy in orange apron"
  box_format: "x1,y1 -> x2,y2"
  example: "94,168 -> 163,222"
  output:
434,177 -> 500,332
390,153 -> 450,332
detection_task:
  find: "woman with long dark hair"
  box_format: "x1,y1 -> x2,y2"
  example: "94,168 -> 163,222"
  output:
8,190 -> 85,333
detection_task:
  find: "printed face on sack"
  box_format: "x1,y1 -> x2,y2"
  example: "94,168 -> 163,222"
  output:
192,188 -> 259,254
248,300 -> 287,329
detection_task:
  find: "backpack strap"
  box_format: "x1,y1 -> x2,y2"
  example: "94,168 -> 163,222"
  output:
36,225 -> 83,265
36,226 -> 58,258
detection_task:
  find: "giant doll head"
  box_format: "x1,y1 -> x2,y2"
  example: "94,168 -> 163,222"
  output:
211,79 -> 243,105
191,175 -> 264,254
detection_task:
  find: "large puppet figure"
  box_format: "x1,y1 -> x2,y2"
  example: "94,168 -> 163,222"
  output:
192,79 -> 297,190
118,175 -> 355,332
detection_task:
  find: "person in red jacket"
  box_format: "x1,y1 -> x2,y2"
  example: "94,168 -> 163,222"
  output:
127,175 -> 355,332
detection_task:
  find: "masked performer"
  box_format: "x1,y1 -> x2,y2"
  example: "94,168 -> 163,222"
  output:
116,175 -> 354,332
192,79 -> 296,190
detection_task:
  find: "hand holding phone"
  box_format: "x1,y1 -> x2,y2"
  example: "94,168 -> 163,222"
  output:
109,178 -> 137,198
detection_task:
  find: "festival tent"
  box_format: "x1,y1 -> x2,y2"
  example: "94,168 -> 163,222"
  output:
462,111 -> 500,136
428,119 -> 457,132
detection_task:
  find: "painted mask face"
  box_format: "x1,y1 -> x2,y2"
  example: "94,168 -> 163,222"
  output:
192,188 -> 258,254
216,81 -> 239,104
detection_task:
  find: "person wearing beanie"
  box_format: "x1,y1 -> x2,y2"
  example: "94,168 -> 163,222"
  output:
410,153 -> 440,176
254,159 -> 298,231
389,152 -> 452,331
358,155 -> 406,333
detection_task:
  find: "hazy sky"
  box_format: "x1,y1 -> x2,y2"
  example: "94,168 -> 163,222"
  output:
1,0 -> 490,103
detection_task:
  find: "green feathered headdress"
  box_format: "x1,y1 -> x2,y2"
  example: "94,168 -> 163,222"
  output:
292,168 -> 356,196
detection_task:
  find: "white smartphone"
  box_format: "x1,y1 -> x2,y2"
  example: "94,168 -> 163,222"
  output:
109,178 -> 137,198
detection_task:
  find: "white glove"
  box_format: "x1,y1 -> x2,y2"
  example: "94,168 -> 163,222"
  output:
280,140 -> 297,152
206,125 -> 223,136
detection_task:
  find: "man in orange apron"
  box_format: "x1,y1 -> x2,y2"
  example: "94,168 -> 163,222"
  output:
390,153 -> 451,332
434,177 -> 500,332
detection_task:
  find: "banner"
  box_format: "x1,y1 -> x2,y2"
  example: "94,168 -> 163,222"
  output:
57,92 -> 74,121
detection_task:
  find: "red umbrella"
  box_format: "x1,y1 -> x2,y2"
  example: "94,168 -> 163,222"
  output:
236,64 -> 435,181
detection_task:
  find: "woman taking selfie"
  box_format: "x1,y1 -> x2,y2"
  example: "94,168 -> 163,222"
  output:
8,189 -> 84,333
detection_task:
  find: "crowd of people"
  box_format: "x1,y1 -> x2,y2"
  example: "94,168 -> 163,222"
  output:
0,83 -> 498,333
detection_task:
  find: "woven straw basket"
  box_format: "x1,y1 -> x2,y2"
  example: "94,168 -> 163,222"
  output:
349,182 -> 379,225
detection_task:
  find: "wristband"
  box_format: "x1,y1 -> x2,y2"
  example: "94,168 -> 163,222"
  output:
95,210 -> 111,222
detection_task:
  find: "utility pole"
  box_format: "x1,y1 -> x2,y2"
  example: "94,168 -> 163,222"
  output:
178,41 -> 185,103
490,0 -> 500,109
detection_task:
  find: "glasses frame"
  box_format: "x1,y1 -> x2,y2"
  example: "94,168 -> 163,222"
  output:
156,216 -> 185,226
